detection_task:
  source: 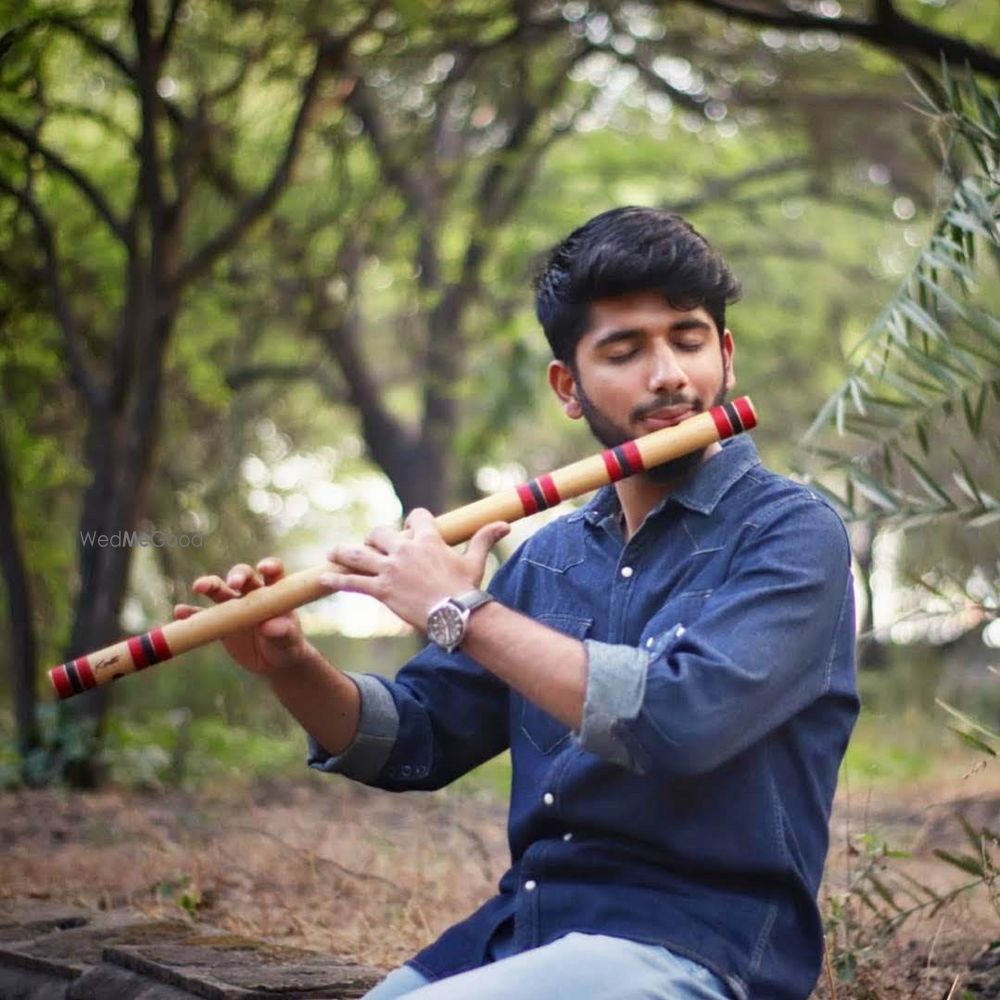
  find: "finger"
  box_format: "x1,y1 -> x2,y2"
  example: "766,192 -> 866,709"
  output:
318,571 -> 382,598
226,563 -> 263,593
173,604 -> 200,619
192,576 -> 242,602
256,557 -> 285,582
405,507 -> 439,539
258,616 -> 296,642
365,525 -> 402,554
465,521 -> 511,569
328,545 -> 387,575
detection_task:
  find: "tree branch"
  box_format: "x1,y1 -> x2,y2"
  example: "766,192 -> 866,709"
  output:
174,38 -> 343,289
0,178 -> 105,408
160,0 -> 184,58
225,362 -> 338,394
681,0 -> 1000,79
43,15 -> 135,79
346,77 -> 431,216
667,154 -> 811,213
0,114 -> 128,242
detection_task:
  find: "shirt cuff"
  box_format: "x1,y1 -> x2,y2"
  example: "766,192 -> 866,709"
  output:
575,639 -> 649,770
307,672 -> 399,782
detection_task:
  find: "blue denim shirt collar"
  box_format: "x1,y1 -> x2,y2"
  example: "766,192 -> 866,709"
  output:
580,433 -> 762,528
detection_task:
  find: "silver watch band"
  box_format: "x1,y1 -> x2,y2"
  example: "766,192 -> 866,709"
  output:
454,589 -> 493,612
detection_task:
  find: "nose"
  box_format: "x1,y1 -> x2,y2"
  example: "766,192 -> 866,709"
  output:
647,340 -> 687,395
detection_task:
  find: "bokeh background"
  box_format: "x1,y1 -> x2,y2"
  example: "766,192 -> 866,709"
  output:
1,1 -> 998,992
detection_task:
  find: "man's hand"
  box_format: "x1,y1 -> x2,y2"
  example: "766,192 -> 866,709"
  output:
174,557 -> 310,675
320,509 -> 510,630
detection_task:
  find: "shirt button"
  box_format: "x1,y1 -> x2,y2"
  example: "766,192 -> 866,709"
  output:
620,566 -> 634,578
524,880 -> 537,891
543,792 -> 554,806
676,625 -> 686,637
563,832 -> 573,842
646,637 -> 654,649
400,765 -> 412,776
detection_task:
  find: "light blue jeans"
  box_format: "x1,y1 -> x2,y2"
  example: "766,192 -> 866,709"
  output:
361,932 -> 733,999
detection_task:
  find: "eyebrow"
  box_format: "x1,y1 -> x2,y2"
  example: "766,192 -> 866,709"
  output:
593,318 -> 714,348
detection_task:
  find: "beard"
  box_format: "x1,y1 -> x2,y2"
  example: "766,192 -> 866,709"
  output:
576,382 -> 729,485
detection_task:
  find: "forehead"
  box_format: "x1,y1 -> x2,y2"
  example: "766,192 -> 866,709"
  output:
583,290 -> 715,339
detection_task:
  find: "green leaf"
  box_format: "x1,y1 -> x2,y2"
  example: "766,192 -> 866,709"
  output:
900,450 -> 953,506
867,875 -> 903,912
937,699 -> 1000,741
957,814 -> 990,855
896,300 -> 946,342
948,726 -> 998,757
932,848 -> 985,877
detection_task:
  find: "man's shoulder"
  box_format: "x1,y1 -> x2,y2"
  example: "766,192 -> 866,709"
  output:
735,462 -> 851,547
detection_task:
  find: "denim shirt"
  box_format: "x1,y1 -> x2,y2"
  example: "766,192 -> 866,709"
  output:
309,435 -> 859,1000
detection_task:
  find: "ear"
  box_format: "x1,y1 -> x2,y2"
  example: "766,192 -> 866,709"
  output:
722,330 -> 736,393
548,360 -> 583,420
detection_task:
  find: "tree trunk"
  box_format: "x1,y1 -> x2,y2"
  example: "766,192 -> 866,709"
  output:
0,424 -> 41,780
58,312 -> 172,786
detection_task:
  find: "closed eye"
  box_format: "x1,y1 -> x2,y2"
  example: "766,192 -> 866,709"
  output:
608,347 -> 638,361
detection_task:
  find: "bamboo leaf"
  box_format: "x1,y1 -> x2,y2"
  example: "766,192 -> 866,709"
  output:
949,726 -> 998,756
937,699 -> 1000,740
967,508 -> 1000,528
897,300 -> 947,341
850,472 -> 899,512
932,848 -> 985,877
957,814 -> 989,855
900,451 -> 953,506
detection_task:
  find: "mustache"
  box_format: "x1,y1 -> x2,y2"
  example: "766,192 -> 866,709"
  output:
629,395 -> 703,423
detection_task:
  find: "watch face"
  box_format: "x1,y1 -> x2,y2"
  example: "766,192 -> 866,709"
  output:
428,603 -> 465,649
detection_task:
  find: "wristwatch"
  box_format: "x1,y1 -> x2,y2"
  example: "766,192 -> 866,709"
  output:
426,589 -> 494,653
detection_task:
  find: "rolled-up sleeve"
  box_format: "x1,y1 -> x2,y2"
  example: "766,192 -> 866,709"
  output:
307,672 -> 399,781
306,555 -> 522,792
578,495 -> 854,776
576,642 -> 649,770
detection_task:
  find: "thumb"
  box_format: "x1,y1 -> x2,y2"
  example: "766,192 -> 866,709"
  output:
466,521 -> 510,570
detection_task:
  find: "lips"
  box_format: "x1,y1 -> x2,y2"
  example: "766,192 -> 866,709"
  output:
639,406 -> 695,431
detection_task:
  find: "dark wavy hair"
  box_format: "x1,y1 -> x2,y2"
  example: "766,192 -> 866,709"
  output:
533,207 -> 741,364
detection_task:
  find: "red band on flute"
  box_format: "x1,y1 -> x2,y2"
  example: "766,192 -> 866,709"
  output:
127,635 -> 149,670
733,396 -> 757,430
51,665 -> 73,700
602,448 -> 624,481
538,474 -> 560,508
710,404 -> 735,440
516,482 -> 539,516
621,440 -> 644,473
150,627 -> 173,663
74,656 -> 96,690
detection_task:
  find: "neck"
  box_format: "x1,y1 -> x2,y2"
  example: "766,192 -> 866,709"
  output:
614,441 -> 722,539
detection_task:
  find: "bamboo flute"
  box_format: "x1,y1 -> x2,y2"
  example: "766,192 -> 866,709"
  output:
50,397 -> 757,699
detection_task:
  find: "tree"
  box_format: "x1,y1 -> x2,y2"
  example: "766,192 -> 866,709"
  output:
1,0 -> 996,784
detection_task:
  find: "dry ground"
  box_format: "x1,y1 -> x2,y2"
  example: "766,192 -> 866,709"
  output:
1,766 -> 998,998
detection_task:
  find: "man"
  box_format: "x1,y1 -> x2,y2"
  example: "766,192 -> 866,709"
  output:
176,207 -> 859,999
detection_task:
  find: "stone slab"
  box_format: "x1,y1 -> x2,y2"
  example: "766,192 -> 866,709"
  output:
103,935 -> 380,998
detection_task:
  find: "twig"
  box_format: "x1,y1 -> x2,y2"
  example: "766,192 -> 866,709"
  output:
823,937 -> 839,1000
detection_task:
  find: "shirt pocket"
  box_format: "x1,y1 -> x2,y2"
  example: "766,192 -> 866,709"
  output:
519,613 -> 593,755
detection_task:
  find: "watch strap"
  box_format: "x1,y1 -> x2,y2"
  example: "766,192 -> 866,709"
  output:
453,589 -> 493,613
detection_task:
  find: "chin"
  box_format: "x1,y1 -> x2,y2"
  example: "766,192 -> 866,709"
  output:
643,448 -> 706,484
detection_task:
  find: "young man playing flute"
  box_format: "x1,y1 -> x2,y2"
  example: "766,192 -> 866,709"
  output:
176,207 -> 859,1000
